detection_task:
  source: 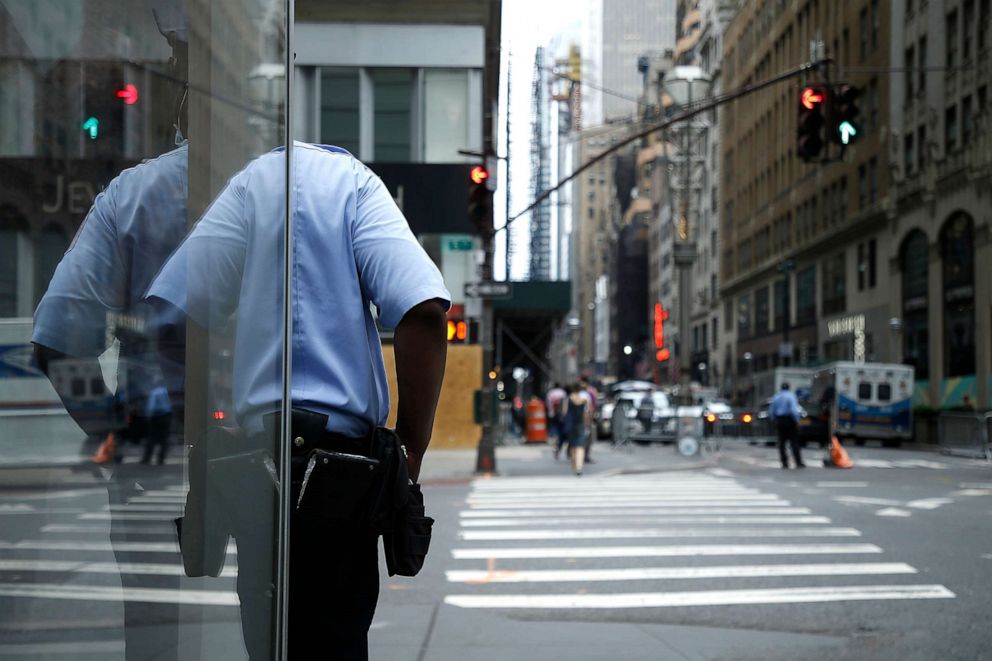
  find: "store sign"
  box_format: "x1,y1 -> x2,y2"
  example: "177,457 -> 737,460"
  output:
827,314 -> 866,337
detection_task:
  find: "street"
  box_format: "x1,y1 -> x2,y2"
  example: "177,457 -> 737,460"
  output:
1,441 -> 987,659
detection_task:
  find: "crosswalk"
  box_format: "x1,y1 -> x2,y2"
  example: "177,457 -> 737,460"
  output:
443,472 -> 955,611
0,482 -> 241,608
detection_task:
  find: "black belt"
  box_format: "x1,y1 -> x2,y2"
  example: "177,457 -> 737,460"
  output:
262,408 -> 372,457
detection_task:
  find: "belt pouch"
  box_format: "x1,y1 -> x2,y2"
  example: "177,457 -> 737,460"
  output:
384,483 -> 433,577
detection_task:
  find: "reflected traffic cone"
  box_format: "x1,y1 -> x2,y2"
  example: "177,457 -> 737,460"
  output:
91,432 -> 116,464
827,435 -> 854,469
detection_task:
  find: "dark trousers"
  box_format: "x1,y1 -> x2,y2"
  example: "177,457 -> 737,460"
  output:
776,418 -> 803,467
232,433 -> 380,661
141,413 -> 172,464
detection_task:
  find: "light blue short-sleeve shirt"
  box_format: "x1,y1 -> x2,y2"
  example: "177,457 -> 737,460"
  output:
147,143 -> 450,436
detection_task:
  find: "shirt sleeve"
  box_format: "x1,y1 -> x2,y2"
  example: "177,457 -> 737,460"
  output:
145,167 -> 251,327
32,180 -> 125,356
351,162 -> 451,329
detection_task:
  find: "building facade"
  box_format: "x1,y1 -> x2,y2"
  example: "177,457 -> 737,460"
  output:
720,0 -> 894,403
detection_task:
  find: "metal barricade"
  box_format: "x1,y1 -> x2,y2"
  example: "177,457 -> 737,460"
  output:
938,412 -> 992,461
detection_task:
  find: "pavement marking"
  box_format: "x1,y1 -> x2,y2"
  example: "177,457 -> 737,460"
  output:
133,490 -> 188,498
893,460 -> 949,469
467,499 -> 792,510
0,540 -> 235,554
833,496 -> 903,506
0,640 -> 125,655
458,528 -> 861,541
444,585 -> 954,609
0,582 -> 239,606
906,498 -> 955,510
104,505 -> 184,512
445,562 -> 918,584
78,513 -> 179,521
0,504 -> 35,513
875,508 -> 913,518
0,559 -> 238,578
815,482 -> 868,488
461,507 -> 813,517
41,523 -> 174,534
953,489 -> 992,496
459,516 -> 833,527
467,489 -> 764,499
707,468 -> 735,477
451,543 -> 883,560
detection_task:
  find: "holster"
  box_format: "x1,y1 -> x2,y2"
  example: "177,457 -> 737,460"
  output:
383,482 -> 433,577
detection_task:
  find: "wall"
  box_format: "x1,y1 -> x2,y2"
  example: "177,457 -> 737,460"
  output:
381,343 -> 482,448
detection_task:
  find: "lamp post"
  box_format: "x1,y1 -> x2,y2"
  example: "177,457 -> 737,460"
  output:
662,66 -> 712,406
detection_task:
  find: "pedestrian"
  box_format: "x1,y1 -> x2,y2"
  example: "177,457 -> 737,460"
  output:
141,381 -> 173,465
560,383 -> 591,476
146,142 -> 449,659
579,377 -> 599,463
546,382 -> 566,458
771,382 -> 805,469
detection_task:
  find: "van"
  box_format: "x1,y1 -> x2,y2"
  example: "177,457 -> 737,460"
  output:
809,362 -> 914,447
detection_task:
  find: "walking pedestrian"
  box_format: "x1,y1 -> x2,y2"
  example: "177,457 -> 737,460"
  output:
771,382 -> 805,469
579,378 -> 599,463
147,142 -> 449,660
561,383 -> 591,476
141,381 -> 173,465
546,382 -> 566,459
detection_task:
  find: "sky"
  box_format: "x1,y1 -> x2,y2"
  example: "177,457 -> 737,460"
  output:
496,0 -> 587,281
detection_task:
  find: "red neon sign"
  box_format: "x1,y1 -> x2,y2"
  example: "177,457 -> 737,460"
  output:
654,303 -> 669,362
801,87 -> 824,110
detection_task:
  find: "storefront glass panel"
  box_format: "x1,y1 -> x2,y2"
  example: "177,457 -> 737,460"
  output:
0,1 -> 291,658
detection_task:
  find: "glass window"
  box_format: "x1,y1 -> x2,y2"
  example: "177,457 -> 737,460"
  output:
755,286 -> 769,335
947,10 -> 958,67
858,382 -> 872,400
901,230 -> 930,378
822,252 -> 846,316
372,68 -> 414,162
905,47 -> 915,99
320,68 -> 361,155
904,132 -> 915,174
797,266 -> 816,326
859,8 -> 868,60
942,213 -> 976,376
737,293 -> 751,339
964,0 -> 975,60
878,383 -> 892,401
962,96 -> 973,144
774,279 -> 786,332
424,69 -> 470,162
918,37 -> 927,91
946,105 -> 958,153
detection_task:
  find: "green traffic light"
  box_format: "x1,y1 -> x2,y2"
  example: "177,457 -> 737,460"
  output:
82,116 -> 99,140
839,120 -> 856,145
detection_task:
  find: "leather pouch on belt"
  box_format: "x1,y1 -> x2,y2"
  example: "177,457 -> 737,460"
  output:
296,449 -> 379,522
384,483 -> 434,577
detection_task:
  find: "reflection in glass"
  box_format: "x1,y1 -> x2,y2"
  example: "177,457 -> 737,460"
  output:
320,68 -> 360,155
372,68 -> 413,162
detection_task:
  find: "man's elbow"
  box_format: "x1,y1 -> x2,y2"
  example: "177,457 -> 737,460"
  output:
397,299 -> 448,334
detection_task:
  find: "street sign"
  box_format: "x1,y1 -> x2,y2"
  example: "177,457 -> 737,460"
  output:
464,281 -> 513,299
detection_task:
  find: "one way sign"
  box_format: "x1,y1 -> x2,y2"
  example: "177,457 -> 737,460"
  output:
464,281 -> 513,299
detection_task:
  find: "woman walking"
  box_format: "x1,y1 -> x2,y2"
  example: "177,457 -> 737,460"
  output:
561,383 -> 591,476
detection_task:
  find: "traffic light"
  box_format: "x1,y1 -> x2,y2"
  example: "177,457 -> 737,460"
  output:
829,83 -> 862,146
447,318 -> 478,344
797,85 -> 827,162
468,165 -> 493,237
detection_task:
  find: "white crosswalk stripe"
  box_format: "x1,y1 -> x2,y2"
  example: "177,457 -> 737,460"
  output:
445,474 -> 955,612
0,482 -> 240,608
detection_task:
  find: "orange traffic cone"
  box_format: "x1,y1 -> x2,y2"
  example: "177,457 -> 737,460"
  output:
91,432 -> 116,464
827,435 -> 854,469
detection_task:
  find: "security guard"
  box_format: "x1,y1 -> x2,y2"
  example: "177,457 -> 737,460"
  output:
146,141 -> 450,659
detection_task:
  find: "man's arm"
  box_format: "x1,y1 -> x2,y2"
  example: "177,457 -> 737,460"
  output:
392,299 -> 448,482
33,344 -> 114,437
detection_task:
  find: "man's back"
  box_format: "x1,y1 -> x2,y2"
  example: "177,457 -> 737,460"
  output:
771,389 -> 799,420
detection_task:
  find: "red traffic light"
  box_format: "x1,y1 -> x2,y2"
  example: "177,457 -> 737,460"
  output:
115,83 -> 139,105
470,165 -> 490,185
801,87 -> 825,110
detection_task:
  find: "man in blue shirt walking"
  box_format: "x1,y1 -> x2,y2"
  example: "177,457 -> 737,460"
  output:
771,382 -> 805,469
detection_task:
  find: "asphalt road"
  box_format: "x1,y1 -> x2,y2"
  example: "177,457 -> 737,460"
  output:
0,442 -> 989,660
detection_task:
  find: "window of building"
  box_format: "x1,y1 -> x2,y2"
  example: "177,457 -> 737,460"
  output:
712,317 -> 718,350
857,238 -> 877,291
918,125 -> 927,169
34,225 -> 68,307
320,69 -> 361,155
822,252 -> 846,316
724,300 -> 733,331
858,164 -> 867,209
737,293 -> 752,339
859,8 -> 868,61
371,68 -> 414,161
980,0 -> 990,51
901,230 -> 929,379
946,105 -> 958,153
774,279 -> 787,332
942,213 -> 976,377
905,46 -> 915,99
711,273 -> 717,301
423,69 -> 471,163
947,10 -> 958,67
754,286 -> 769,336
871,0 -> 880,50
796,266 -> 816,326
711,229 -> 717,258
0,226 -> 19,317
869,158 -> 878,203
964,0 -> 975,60
962,95 -> 973,144
904,132 -> 915,174
868,77 -> 879,129
980,86 -> 988,113
918,37 -> 927,92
